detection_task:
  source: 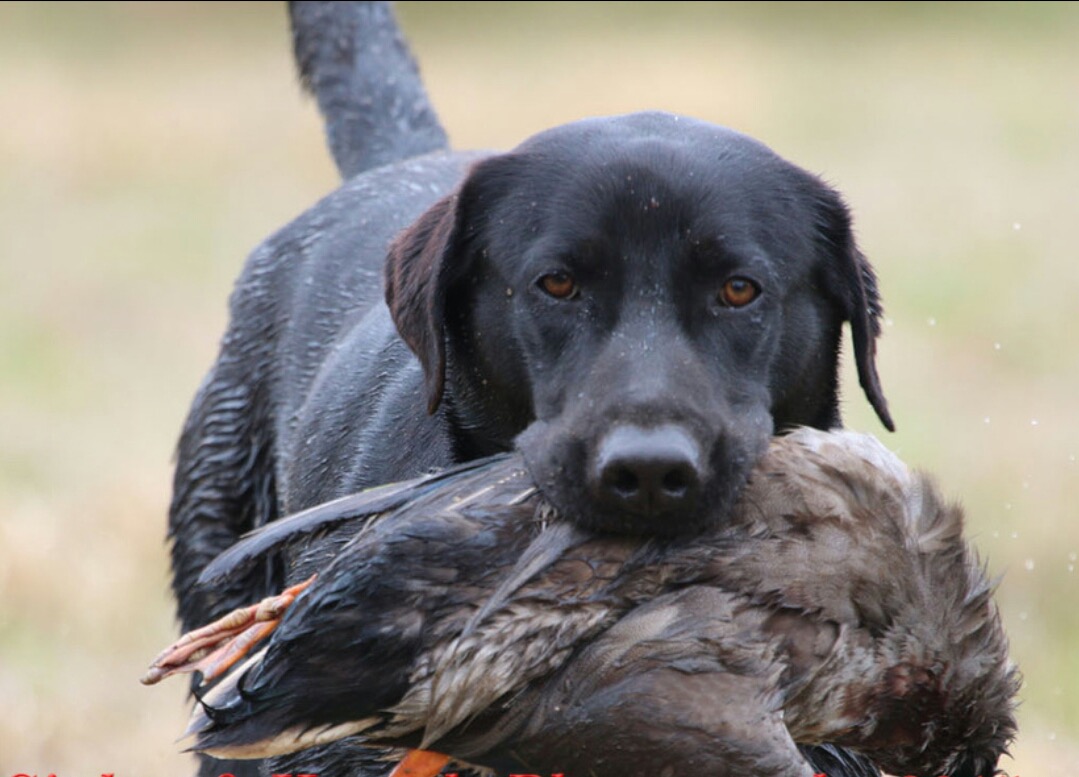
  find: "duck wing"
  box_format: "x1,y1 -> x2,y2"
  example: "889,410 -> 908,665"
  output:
185,453 -> 570,759
198,453 -> 521,588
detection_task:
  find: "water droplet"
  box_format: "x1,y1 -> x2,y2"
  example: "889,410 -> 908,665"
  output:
927,317 -> 937,327
884,317 -> 895,328
992,531 -> 1000,538
1010,530 -> 1018,538
1006,505 -> 1014,513
984,416 -> 991,425
1022,480 -> 1030,490
1018,611 -> 1028,621
993,342 -> 1002,351
1013,222 -> 1022,231
1031,418 -> 1039,426
1068,552 -> 1077,562
1024,559 -> 1035,571
1049,732 -> 1057,741
1069,454 -> 1076,463
1069,564 -> 1075,573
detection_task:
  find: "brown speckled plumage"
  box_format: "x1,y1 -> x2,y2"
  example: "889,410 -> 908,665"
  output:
154,429 -> 1018,777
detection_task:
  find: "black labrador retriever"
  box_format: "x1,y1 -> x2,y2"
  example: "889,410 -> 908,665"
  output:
169,3 -> 893,776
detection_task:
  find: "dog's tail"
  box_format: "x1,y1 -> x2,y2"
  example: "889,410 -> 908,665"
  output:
288,1 -> 449,179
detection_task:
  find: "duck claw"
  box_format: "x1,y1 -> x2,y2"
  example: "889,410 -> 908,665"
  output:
141,574 -> 316,686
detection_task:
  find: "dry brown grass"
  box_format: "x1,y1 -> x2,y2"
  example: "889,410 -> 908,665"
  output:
1,2 -> 1076,774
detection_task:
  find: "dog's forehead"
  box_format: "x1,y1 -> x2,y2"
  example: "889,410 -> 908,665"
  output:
514,111 -> 779,163
479,115 -> 820,269
500,113 -> 820,228
517,113 -> 804,187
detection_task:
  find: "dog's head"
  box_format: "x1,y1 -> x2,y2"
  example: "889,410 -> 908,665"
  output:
386,112 -> 892,536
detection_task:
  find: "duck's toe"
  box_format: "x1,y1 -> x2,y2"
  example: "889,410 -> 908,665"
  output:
141,574 -> 316,686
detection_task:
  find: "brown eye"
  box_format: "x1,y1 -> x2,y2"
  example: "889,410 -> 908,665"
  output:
718,277 -> 759,308
538,271 -> 579,300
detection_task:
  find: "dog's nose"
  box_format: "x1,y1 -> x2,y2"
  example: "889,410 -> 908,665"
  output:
591,424 -> 703,520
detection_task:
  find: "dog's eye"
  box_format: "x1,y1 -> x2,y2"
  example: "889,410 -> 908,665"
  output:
537,271 -> 579,300
718,277 -> 760,308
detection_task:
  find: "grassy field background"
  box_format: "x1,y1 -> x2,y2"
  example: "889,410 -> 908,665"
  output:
1,2 -> 1076,774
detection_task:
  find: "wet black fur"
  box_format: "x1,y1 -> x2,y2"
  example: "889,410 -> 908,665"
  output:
170,3 -> 892,776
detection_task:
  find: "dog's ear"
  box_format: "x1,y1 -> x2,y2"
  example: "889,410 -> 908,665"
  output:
385,155 -> 518,414
846,249 -> 895,431
385,193 -> 459,414
817,192 -> 896,432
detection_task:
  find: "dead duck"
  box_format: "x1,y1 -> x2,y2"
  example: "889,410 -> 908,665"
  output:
144,428 -> 1019,777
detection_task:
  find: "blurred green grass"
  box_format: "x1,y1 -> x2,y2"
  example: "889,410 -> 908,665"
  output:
0,1 -> 1076,774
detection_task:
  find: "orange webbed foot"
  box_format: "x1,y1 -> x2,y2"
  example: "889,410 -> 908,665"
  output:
141,574 -> 316,686
389,749 -> 452,777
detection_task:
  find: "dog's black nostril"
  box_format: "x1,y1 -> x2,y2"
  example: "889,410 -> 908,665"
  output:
605,465 -> 640,498
591,424 -> 704,519
661,467 -> 691,498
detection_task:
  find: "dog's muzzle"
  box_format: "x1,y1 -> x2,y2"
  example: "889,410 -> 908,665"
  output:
589,423 -> 704,520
